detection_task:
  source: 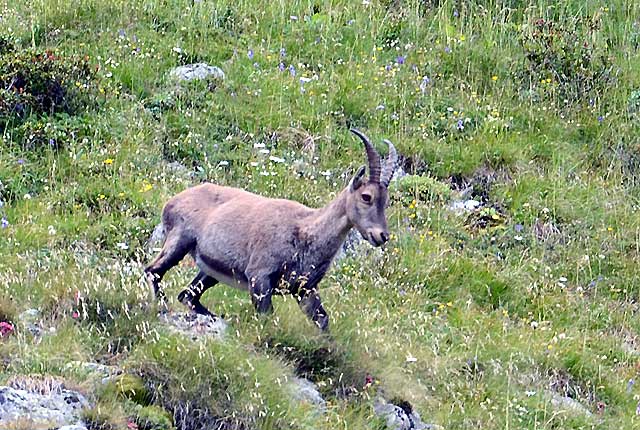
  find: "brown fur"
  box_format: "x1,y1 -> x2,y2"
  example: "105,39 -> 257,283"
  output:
144,129 -> 397,331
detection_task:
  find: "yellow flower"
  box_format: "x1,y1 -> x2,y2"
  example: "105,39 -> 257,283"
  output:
492,75 -> 498,81
356,85 -> 363,90
103,158 -> 114,165
98,194 -> 106,200
459,35 -> 466,41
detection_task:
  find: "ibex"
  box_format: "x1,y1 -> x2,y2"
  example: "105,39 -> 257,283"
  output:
145,129 -> 398,331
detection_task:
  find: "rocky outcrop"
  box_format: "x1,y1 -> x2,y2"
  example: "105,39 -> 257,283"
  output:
0,382 -> 89,430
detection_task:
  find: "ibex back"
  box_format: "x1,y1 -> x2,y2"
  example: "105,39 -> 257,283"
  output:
144,129 -> 398,331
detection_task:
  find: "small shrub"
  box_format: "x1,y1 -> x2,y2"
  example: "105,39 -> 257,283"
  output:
0,46 -> 99,132
518,15 -> 615,106
134,405 -> 175,430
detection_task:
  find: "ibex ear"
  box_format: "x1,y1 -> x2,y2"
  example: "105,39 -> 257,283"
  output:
351,165 -> 366,191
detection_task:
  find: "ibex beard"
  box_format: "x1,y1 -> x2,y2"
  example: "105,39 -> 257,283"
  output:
144,129 -> 398,331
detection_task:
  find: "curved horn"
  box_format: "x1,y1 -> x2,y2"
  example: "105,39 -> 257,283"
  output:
350,128 -> 381,183
381,139 -> 398,187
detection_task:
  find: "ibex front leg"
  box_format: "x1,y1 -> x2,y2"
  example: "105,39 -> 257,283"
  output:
247,272 -> 276,314
298,287 -> 329,331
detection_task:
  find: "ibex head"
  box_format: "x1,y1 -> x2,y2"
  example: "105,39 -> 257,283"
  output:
347,128 -> 398,247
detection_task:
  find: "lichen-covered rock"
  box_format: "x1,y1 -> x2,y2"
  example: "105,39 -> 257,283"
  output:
169,63 -> 225,82
160,311 -> 227,341
0,385 -> 88,429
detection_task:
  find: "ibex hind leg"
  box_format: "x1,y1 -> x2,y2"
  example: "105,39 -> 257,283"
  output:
178,270 -> 219,317
144,231 -> 193,309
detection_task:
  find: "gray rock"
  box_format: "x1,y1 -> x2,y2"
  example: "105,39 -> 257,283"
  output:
0,385 -> 88,429
18,308 -> 43,336
373,398 -> 440,430
549,392 -> 592,417
169,63 -> 225,82
335,229 -> 364,261
289,377 -> 325,409
147,223 -> 165,254
64,361 -> 122,385
447,199 -> 481,215
160,312 -> 227,340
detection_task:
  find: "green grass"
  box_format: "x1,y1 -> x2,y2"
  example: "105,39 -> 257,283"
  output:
1,0 -> 640,428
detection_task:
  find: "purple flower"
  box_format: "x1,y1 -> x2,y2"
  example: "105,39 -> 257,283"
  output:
280,47 -> 286,58
385,64 -> 392,71
48,138 -> 55,147
396,55 -> 405,65
1,217 -> 8,229
456,119 -> 464,131
454,9 -> 459,17
444,46 -> 451,53
118,29 -> 126,38
247,49 -> 254,60
419,76 -> 430,92
514,223 -> 524,233
278,62 -> 286,72
289,64 -> 296,77
17,158 -> 25,165
253,62 -> 260,69
597,115 -> 604,123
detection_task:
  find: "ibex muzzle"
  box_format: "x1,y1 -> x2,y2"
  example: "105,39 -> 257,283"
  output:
144,129 -> 398,331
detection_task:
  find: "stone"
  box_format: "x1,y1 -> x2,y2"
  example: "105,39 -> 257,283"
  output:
18,308 -> 43,336
160,312 -> 227,341
0,385 -> 88,429
289,377 -> 325,409
549,392 -> 592,417
447,199 -> 481,215
64,361 -> 122,384
373,398 -> 441,430
169,63 -> 225,82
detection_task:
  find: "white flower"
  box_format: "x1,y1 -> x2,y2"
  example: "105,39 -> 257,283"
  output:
269,156 -> 285,163
47,225 -> 56,236
116,242 -> 129,250
218,160 -> 229,167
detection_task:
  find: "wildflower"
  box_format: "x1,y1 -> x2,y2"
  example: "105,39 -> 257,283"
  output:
396,55 -> 405,65
492,75 -> 498,81
280,47 -> 286,58
290,15 -> 298,21
514,223 -> 524,232
597,115 -> 604,123
17,158 -> 25,165
289,64 -> 296,77
49,138 -> 55,147
103,158 -> 114,165
0,322 -> 14,337
456,119 -> 464,131
444,46 -> 451,53
247,49 -> 254,60
376,104 -> 385,110
420,76 -> 430,92
1,217 -> 8,228
118,29 -> 126,38
72,311 -> 79,319
453,9 -> 459,17
269,156 -> 285,163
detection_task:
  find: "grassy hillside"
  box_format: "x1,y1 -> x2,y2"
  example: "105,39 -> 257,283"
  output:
1,0 -> 640,428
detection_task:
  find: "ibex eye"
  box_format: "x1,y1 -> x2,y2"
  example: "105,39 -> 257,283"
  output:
362,193 -> 372,203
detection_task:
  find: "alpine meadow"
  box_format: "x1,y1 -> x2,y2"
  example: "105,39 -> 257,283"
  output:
2,0 -> 640,429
